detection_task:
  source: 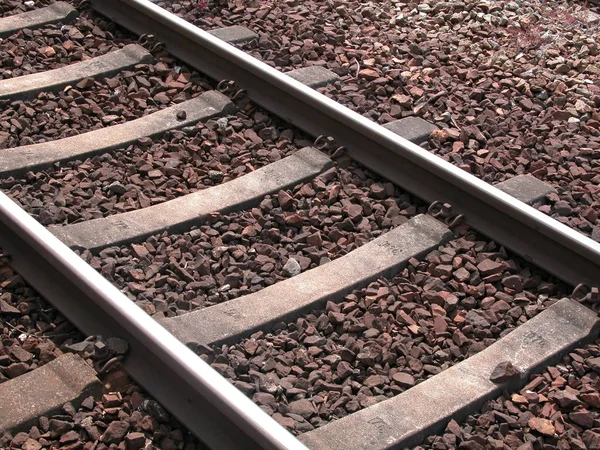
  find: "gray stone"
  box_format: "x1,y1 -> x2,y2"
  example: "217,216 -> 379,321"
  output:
587,356 -> 600,373
289,399 -> 315,419
465,310 -> 490,328
583,430 -> 600,449
100,420 -> 129,444
105,337 -> 129,355
208,26 -> 258,44
552,387 -> 581,409
495,175 -> 556,205
299,299 -> 600,449
383,117 -> 438,144
162,215 -> 451,346
0,354 -> 102,434
392,372 -> 415,388
64,341 -> 94,354
585,11 -> 600,24
51,147 -> 332,251
21,438 -> 42,450
124,432 -> 146,450
283,258 -> 302,277
107,182 -> 127,195
286,66 -> 339,89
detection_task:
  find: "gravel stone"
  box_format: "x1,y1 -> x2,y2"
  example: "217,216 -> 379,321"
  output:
125,431 -> 146,449
289,399 -> 316,419
201,228 -> 569,433
392,372 -> 415,388
489,361 -> 521,383
283,257 -> 302,277
419,337 -> 600,450
159,0 -> 600,242
587,356 -> 600,373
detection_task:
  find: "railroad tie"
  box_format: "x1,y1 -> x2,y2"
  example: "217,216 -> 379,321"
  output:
0,44 -> 154,100
300,299 -> 600,449
161,214 -> 452,347
286,66 -> 339,89
0,2 -> 78,39
0,91 -> 235,177
50,147 -> 333,251
208,26 -> 258,45
494,174 -> 556,205
0,354 -> 102,434
383,116 -> 439,145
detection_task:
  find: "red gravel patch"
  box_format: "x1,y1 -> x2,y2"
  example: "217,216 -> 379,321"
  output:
0,0 -> 54,18
0,258 -> 78,383
78,162 -> 424,314
2,105 -> 310,226
417,337 -> 600,450
199,230 -> 571,434
159,0 -> 600,241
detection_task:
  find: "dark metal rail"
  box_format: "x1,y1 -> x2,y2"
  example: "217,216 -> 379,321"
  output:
91,0 -> 600,287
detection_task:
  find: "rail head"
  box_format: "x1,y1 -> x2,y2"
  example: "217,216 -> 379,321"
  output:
91,0 -> 600,287
0,191 -> 307,450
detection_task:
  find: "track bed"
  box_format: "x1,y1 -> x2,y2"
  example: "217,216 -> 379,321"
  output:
1,1 -> 600,449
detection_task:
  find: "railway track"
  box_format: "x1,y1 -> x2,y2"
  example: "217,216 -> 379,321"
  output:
1,1 -> 600,449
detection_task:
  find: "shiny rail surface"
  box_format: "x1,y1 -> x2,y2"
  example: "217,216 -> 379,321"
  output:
91,0 -> 600,287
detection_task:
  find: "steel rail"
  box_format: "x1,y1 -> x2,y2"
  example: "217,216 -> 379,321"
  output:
91,0 -> 600,287
0,192 -> 307,450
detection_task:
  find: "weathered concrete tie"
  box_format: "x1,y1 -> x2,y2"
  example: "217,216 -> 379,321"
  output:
300,299 -> 600,449
0,354 -> 102,434
0,44 -> 153,100
0,2 -> 78,38
495,174 -> 556,204
161,214 -> 452,346
208,25 -> 258,44
51,147 -> 333,251
0,91 -> 234,177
